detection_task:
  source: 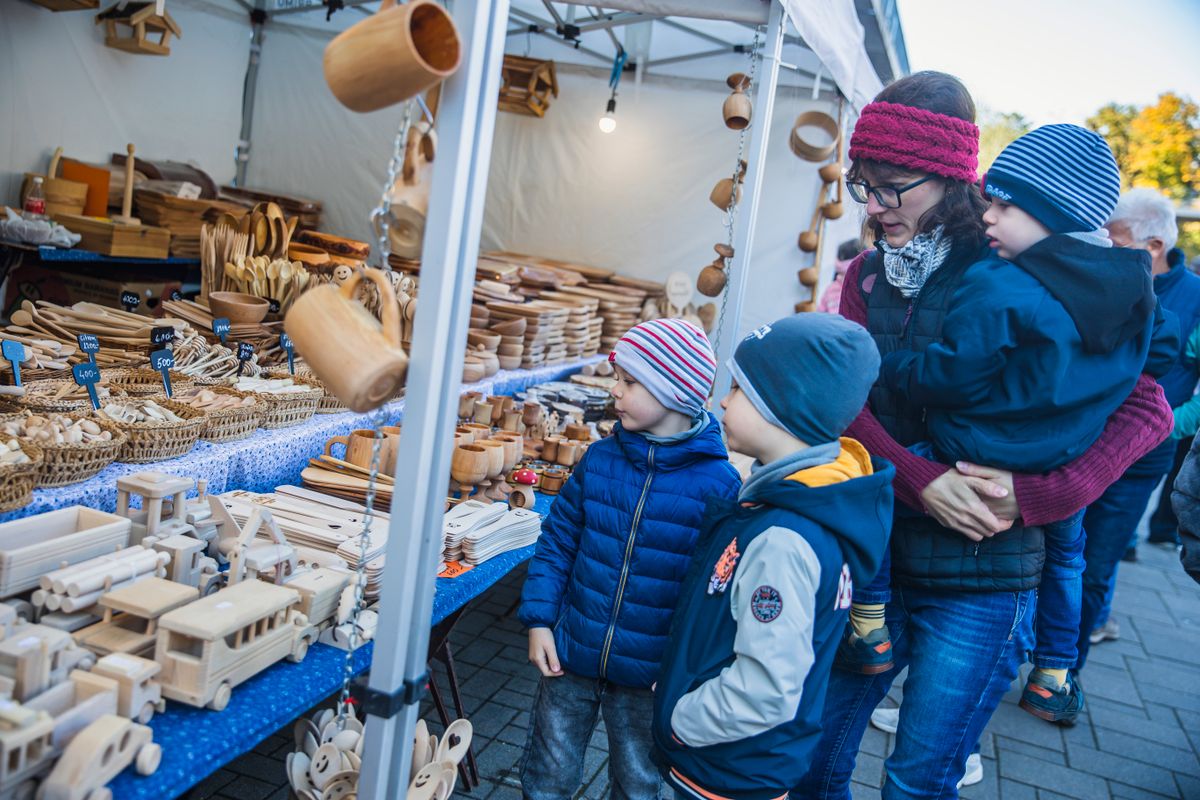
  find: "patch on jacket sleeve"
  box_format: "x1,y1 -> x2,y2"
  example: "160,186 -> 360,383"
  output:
750,585 -> 783,622
835,563 -> 853,610
708,538 -> 740,595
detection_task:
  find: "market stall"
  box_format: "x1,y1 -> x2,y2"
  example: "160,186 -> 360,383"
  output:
0,1 -> 899,798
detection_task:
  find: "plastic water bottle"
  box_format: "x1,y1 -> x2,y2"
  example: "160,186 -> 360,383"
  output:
22,177 -> 46,221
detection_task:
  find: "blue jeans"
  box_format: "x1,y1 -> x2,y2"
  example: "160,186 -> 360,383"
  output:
1076,472 -> 1162,669
1033,510 -> 1086,670
795,585 -> 1035,800
521,670 -> 661,800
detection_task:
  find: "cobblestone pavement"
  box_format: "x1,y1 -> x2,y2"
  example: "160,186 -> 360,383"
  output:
191,538 -> 1200,800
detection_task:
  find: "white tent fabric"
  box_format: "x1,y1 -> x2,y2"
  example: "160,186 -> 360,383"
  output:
2,0 -> 875,338
780,0 -> 882,110
0,0 -> 246,204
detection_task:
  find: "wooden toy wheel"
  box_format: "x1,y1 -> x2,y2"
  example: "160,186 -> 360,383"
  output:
208,682 -> 232,711
87,788 -> 112,800
136,742 -> 162,776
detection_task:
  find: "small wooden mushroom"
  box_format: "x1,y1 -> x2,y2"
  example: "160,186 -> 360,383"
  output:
509,468 -> 538,509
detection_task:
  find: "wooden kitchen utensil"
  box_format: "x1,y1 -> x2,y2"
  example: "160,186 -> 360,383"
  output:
722,73 -> 752,130
284,267 -> 408,413
323,0 -> 462,113
112,143 -> 141,225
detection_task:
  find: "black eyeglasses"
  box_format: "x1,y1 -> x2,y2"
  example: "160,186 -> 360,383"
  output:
846,175 -> 936,209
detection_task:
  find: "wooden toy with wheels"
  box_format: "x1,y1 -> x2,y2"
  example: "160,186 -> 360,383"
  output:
36,714 -> 159,800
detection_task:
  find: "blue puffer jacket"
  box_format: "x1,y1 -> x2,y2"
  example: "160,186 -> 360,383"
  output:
519,413 -> 741,688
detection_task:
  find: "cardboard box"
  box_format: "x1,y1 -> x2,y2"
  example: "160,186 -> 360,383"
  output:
5,263 -> 182,319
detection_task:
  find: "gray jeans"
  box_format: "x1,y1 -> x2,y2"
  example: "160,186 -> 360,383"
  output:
520,670 -> 662,800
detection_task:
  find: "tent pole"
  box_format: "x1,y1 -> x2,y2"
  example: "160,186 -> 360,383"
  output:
355,0 -> 510,798
234,9 -> 266,187
710,0 -> 786,418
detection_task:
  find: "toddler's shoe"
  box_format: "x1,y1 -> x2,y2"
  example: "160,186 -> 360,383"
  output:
834,624 -> 893,674
1019,669 -> 1084,726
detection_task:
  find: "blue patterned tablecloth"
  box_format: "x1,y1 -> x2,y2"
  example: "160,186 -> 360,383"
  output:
107,494 -> 554,800
0,356 -> 602,522
1,358 -> 596,799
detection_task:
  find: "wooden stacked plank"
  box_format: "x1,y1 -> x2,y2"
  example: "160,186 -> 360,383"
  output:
134,190 -> 243,258
486,300 -> 570,368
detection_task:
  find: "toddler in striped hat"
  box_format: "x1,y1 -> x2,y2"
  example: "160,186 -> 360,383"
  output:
518,318 -> 741,798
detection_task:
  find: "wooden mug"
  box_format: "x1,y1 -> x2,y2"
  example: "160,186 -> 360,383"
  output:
284,267 -> 407,413
557,440 -> 580,468
326,428 -> 396,472
472,400 -> 494,426
541,436 -> 561,463
459,391 -> 482,419
323,0 -> 462,113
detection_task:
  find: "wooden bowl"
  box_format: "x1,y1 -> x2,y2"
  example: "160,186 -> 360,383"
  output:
208,291 -> 270,324
288,242 -> 331,265
467,329 -> 501,350
490,318 -> 526,337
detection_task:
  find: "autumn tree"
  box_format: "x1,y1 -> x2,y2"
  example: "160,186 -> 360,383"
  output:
979,111 -> 1031,171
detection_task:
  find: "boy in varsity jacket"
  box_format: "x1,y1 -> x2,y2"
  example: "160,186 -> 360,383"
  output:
652,314 -> 894,800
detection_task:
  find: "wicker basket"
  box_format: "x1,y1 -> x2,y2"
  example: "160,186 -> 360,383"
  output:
19,380 -> 124,414
0,441 -> 43,513
176,386 -> 262,443
109,368 -> 195,398
98,399 -> 206,464
0,399 -> 25,426
241,374 -> 323,429
28,415 -> 128,488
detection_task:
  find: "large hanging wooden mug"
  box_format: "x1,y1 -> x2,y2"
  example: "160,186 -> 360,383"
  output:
323,0 -> 462,113
284,267 -> 408,413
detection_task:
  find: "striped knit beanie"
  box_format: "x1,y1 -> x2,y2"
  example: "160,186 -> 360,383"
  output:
984,124 -> 1121,234
609,319 -> 716,416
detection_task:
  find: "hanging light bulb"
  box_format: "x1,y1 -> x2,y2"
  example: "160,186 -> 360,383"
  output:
599,96 -> 617,133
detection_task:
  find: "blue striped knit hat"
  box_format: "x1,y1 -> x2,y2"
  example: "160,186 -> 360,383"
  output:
610,319 -> 716,416
983,124 -> 1121,234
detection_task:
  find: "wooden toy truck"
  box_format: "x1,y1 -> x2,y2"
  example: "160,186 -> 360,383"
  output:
73,578 -> 198,661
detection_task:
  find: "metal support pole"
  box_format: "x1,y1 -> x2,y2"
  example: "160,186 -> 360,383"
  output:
355,0 -> 511,798
711,0 -> 786,418
234,10 -> 266,187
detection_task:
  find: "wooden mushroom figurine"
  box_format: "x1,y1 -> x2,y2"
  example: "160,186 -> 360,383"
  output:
723,73 -> 752,130
509,468 -> 538,509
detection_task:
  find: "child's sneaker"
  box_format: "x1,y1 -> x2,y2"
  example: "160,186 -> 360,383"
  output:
834,624 -> 894,674
1088,617 -> 1120,645
1019,669 -> 1084,726
957,753 -> 983,789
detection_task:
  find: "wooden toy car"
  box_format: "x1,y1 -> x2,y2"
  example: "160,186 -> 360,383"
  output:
89,654 -> 164,725
73,578 -> 198,660
154,580 -> 313,711
37,714 -> 160,800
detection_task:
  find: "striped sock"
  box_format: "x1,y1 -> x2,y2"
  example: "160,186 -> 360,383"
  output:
1033,667 -> 1068,690
850,603 -> 886,639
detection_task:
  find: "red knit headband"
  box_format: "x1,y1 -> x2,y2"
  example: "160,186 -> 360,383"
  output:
848,101 -> 980,184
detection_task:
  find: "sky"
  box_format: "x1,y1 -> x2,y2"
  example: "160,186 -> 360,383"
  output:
893,0 -> 1200,126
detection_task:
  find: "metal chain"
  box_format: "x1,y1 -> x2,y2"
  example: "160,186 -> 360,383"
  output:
711,27 -> 763,355
338,106 -> 417,725
370,100 -> 418,269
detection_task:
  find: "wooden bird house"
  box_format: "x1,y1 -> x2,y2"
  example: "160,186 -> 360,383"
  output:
96,1 -> 181,56
498,55 -> 559,118
31,0 -> 100,11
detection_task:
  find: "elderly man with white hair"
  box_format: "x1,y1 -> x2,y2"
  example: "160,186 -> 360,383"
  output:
1074,188 -> 1193,667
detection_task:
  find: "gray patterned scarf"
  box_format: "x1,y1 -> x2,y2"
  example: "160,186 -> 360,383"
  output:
879,225 -> 953,299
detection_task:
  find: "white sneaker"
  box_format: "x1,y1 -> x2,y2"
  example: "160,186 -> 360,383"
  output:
869,706 -> 899,734
957,752 -> 983,789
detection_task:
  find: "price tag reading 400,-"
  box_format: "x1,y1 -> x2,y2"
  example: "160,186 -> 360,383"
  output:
71,362 -> 102,410
151,326 -> 175,346
151,348 -> 175,398
236,342 -> 254,377
120,291 -> 140,313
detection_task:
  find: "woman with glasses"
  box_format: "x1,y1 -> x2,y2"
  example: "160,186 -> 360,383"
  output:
795,71 -> 1174,799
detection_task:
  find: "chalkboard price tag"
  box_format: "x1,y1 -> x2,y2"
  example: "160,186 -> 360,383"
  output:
76,334 -> 99,365
71,362 -> 102,410
120,291 -> 140,313
1,340 -> 25,388
150,326 -> 175,346
236,342 -> 254,377
279,333 -> 295,375
150,348 -> 175,398
169,289 -> 183,302
212,318 -> 231,344
268,298 -> 281,315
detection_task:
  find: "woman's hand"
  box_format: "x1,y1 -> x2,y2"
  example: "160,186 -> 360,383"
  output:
919,470 -> 1015,541
954,462 -> 1020,521
528,627 -> 563,678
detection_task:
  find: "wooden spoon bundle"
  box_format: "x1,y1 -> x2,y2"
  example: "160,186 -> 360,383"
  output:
5,300 -> 185,368
222,255 -> 312,314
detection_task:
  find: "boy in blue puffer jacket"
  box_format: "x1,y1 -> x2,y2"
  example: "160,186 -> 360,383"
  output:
653,314 -> 893,800
519,318 -> 741,800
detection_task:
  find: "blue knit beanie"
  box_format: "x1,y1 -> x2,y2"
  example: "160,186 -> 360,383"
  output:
727,314 -> 880,445
983,124 -> 1121,234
